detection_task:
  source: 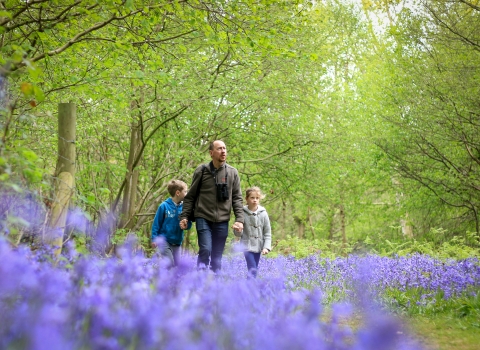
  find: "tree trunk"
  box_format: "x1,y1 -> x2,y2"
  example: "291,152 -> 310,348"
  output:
400,213 -> 413,239
280,198 -> 287,238
328,205 -> 336,241
0,75 -> 8,110
119,92 -> 143,230
307,206 -> 315,239
393,177 -> 413,239
183,228 -> 193,253
339,204 -> 347,248
473,206 -> 479,242
0,74 -> 11,158
119,118 -> 141,229
295,216 -> 305,239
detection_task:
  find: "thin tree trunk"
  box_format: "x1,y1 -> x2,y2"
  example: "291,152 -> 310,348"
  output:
99,133 -> 114,203
183,228 -> 192,253
400,214 -> 413,239
119,116 -> 141,229
393,177 -> 413,239
0,74 -> 8,110
0,74 -> 12,162
339,204 -> 347,248
281,199 -> 287,238
295,216 -> 305,239
328,205 -> 336,241
307,206 -> 315,239
469,204 -> 479,243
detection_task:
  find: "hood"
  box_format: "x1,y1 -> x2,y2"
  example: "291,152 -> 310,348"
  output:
243,205 -> 266,215
165,197 -> 181,208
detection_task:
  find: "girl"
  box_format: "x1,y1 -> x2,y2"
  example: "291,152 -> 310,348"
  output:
235,186 -> 272,278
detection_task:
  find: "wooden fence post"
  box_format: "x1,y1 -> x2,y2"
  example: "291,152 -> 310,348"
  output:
55,103 -> 76,180
48,103 -> 76,256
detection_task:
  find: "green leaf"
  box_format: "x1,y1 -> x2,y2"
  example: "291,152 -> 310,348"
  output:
134,70 -> 145,78
33,85 -> 45,102
125,0 -> 134,10
21,149 -> 38,162
0,10 -> 12,19
99,187 -> 111,194
7,215 -> 30,228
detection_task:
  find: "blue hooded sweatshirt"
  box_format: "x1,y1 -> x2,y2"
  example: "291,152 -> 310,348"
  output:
151,197 -> 192,245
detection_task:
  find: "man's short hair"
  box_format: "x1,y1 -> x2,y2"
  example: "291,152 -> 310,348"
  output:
167,180 -> 187,197
209,140 -> 224,151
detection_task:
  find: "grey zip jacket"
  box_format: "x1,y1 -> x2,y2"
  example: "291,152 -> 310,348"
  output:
180,162 -> 244,224
235,205 -> 271,253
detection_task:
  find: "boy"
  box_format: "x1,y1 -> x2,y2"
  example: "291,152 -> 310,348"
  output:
151,180 -> 192,267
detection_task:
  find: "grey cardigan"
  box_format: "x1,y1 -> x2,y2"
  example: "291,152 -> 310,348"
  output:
235,205 -> 271,253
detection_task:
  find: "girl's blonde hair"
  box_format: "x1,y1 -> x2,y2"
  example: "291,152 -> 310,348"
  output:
245,186 -> 266,200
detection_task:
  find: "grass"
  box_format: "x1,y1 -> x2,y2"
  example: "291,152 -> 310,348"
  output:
327,311 -> 480,350
322,290 -> 480,350
405,313 -> 480,350
393,288 -> 480,349
383,287 -> 480,349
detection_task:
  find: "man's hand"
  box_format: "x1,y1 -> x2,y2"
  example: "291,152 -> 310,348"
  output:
179,218 -> 188,230
232,221 -> 243,233
262,248 -> 269,255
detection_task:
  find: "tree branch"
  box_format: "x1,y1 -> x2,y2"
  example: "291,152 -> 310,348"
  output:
111,105 -> 190,212
458,0 -> 480,12
131,29 -> 197,46
10,5 -> 164,71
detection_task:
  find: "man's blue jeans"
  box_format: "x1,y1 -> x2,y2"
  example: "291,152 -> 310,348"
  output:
195,218 -> 229,272
243,251 -> 261,278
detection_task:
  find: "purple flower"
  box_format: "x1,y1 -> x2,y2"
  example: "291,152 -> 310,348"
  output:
3,236 -> 477,349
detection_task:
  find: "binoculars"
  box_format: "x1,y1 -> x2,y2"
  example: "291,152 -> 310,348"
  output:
216,183 -> 229,201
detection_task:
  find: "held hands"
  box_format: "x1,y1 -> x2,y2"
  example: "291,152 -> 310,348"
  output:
232,221 -> 243,234
179,219 -> 188,230
262,248 -> 269,255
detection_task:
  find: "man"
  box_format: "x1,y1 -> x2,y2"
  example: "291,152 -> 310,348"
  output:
180,140 -> 244,272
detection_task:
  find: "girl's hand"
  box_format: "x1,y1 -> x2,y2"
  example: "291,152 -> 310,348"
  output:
262,248 -> 269,255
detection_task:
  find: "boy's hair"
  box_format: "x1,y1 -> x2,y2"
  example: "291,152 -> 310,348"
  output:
245,186 -> 266,200
167,180 -> 187,197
